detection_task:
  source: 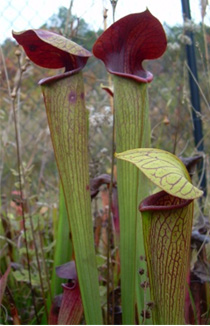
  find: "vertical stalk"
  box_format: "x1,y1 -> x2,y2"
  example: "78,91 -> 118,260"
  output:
37,217 -> 52,302
27,206 -> 49,319
114,76 -> 150,324
51,184 -> 72,297
11,59 -> 49,319
41,184 -> 72,325
11,97 -> 39,323
104,7 -> 115,322
107,109 -> 115,325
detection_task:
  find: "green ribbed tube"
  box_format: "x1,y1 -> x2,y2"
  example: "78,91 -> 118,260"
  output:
41,72 -> 102,325
140,191 -> 193,324
114,75 -> 150,324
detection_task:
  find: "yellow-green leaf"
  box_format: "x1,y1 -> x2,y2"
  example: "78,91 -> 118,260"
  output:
115,148 -> 203,200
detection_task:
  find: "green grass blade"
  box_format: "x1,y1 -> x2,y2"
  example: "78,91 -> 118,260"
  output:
41,184 -> 72,325
186,282 -> 198,325
51,183 -> 73,297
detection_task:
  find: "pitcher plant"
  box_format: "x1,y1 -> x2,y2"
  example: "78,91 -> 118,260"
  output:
93,10 -> 167,324
12,29 -> 103,325
116,148 -> 203,324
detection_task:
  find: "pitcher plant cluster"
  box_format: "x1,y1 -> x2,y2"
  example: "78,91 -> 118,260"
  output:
11,9 -> 203,325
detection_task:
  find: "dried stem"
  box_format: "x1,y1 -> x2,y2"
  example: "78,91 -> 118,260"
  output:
201,7 -> 210,90
107,111 -> 115,325
103,6 -> 116,324
38,216 -> 53,303
27,204 -> 49,319
11,95 -> 39,323
64,0 -> 74,37
0,45 -> 12,186
10,50 -> 48,322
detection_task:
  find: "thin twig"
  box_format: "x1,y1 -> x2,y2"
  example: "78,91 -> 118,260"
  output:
185,61 -> 210,111
0,45 -> 12,186
105,5 -> 116,323
26,204 -> 49,320
11,52 -> 40,323
11,96 -> 39,323
0,45 -> 11,95
191,229 -> 210,244
64,0 -> 74,37
107,110 -> 115,325
15,54 -> 49,320
201,12 -> 210,90
38,216 -> 53,303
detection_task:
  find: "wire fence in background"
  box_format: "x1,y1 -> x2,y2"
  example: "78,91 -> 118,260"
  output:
3,0 -> 209,44
1,0 -> 106,44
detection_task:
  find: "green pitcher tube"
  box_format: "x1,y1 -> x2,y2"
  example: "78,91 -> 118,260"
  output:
139,190 -> 193,325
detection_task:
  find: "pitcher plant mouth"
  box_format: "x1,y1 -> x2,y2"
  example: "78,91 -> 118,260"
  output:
139,190 -> 193,212
12,29 -> 92,84
93,9 -> 167,83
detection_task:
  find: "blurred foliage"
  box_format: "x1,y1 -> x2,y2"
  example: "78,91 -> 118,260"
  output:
45,6 -> 103,51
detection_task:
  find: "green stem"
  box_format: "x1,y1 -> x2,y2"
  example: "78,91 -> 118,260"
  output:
52,184 -> 72,296
41,184 -> 72,325
114,76 -> 150,324
41,72 -> 102,324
